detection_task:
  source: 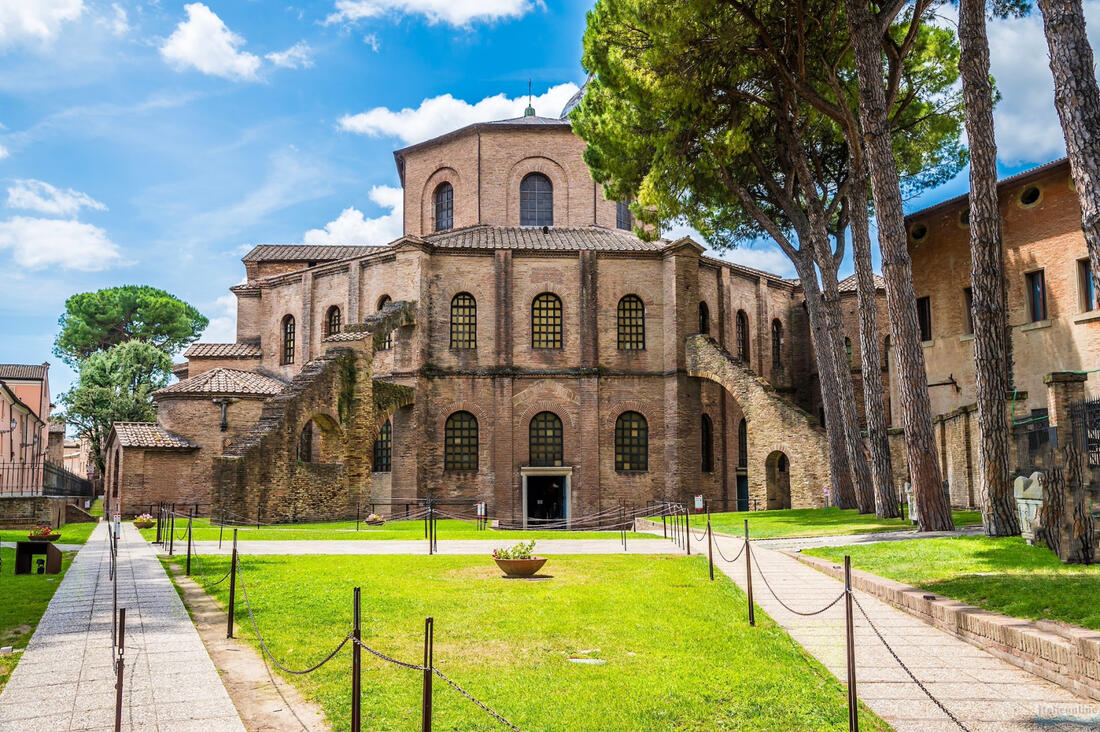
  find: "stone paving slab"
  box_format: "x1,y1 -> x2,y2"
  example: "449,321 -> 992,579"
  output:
704,532 -> 1100,732
0,522 -> 244,731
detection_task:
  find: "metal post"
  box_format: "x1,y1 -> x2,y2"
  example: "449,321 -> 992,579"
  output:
256,504 -> 261,530
186,508 -> 193,576
845,555 -> 858,731
356,504 -> 360,532
352,587 -> 361,732
684,508 -> 690,556
168,510 -> 175,556
421,617 -> 434,732
707,516 -> 714,581
662,513 -> 667,539
155,503 -> 162,544
745,519 -> 755,627
114,607 -> 125,732
227,530 -> 238,638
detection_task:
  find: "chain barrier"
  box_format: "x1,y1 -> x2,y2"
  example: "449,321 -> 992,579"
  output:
711,535 -> 746,564
852,595 -> 970,731
348,635 -> 427,672
189,543 -> 233,587
750,552 -> 847,617
433,668 -> 524,731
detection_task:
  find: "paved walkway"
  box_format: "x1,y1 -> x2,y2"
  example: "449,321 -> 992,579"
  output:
0,522 -> 244,731
185,536 -> 678,555
704,531 -> 1100,731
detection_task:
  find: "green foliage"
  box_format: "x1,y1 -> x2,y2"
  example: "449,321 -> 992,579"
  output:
54,285 -> 208,366
492,539 -> 537,559
58,341 -> 174,472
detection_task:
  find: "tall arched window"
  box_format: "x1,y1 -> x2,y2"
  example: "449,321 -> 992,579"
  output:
617,294 -> 645,350
434,182 -> 453,231
450,292 -> 477,349
373,420 -> 391,473
616,200 -> 632,230
614,411 -> 648,471
520,172 -> 553,227
771,319 -> 783,369
532,292 -> 562,348
444,411 -> 478,471
529,412 -> 563,467
297,421 -> 313,462
736,310 -> 749,362
698,301 -> 710,335
281,315 -> 295,365
738,419 -> 748,469
701,414 -> 714,473
325,306 -> 341,337
845,337 -> 853,367
377,295 -> 392,351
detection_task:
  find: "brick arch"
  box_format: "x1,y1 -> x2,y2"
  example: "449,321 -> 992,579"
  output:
422,167 -> 461,233
506,156 -> 569,226
601,401 -> 656,431
515,404 -> 577,467
516,401 -> 579,432
297,411 -> 344,463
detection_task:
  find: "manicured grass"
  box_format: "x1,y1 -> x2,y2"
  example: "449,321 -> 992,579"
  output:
140,517 -> 651,543
0,521 -> 98,546
0,546 -> 74,693
171,553 -> 887,731
88,498 -> 103,517
805,536 -> 1100,631
685,507 -> 982,539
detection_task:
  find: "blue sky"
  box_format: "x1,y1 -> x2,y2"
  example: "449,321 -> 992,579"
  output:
0,0 -> 1096,398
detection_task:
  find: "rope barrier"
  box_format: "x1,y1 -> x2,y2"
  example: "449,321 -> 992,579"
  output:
852,595 -> 970,731
750,553 -> 847,617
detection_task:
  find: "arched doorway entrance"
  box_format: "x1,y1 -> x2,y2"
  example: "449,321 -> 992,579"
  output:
765,451 -> 791,510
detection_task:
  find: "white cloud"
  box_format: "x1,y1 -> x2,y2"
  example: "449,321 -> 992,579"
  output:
160,3 -> 261,82
0,0 -> 83,46
0,216 -> 122,270
663,219 -> 796,277
339,83 -> 580,145
266,41 -> 313,69
304,185 -> 403,246
198,291 -> 239,343
7,179 -> 107,216
363,33 -> 380,52
327,0 -> 534,27
104,3 -> 129,36
0,144 -> 8,160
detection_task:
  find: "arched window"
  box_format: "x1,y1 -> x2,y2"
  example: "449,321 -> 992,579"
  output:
444,411 -> 478,471
616,200 -> 632,230
434,182 -> 453,231
845,337 -> 853,367
882,335 -> 891,372
738,419 -> 747,469
281,315 -> 295,365
373,420 -> 391,473
532,292 -> 562,349
325,306 -> 341,337
698,301 -> 710,335
736,310 -> 749,362
614,411 -> 648,471
377,295 -> 392,351
529,412 -> 563,467
297,421 -> 313,462
450,292 -> 477,349
520,172 -> 553,227
771,319 -> 783,369
616,295 -> 645,350
701,414 -> 714,473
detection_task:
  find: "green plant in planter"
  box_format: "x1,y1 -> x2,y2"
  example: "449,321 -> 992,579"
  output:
492,540 -> 536,560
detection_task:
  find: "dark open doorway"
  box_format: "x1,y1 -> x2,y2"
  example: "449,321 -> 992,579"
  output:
527,475 -> 565,526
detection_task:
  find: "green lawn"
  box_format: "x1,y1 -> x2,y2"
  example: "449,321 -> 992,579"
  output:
805,536 -> 1100,631
87,498 -> 103,517
170,553 -> 886,731
140,517 -> 651,542
0,546 -> 75,693
0,521 -> 98,546
681,507 -> 982,539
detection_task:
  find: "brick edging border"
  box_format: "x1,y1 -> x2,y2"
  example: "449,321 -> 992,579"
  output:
788,551 -> 1100,702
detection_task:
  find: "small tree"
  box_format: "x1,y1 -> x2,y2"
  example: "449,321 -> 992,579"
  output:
54,285 -> 208,367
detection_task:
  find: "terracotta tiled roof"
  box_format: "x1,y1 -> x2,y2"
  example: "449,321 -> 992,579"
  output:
837,274 -> 886,293
184,342 -> 262,358
155,367 -> 285,397
112,422 -> 198,449
905,157 -> 1070,221
486,115 -> 571,127
424,225 -> 669,252
0,364 -> 48,380
242,245 -> 372,263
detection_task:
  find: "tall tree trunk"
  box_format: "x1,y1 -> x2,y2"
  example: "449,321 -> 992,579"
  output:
1037,0 -> 1100,303
959,0 -> 1020,536
848,165 -> 900,518
845,0 -> 953,531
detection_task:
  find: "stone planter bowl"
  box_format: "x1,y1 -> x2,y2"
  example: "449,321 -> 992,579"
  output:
133,520 -> 155,529
365,519 -> 385,526
28,534 -> 61,542
493,557 -> 548,577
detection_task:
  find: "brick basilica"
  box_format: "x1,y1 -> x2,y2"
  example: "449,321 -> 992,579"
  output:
101,99 -> 1097,525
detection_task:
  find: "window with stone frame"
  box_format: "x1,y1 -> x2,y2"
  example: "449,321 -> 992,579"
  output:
377,295 -> 392,350
373,420 -> 391,473
281,315 -> 295,365
528,411 -> 563,467
520,173 -> 553,227
531,292 -> 562,349
325,306 -> 341,337
1080,258 -> 1097,312
701,414 -> 714,473
444,411 -> 478,471
1026,269 -> 1048,322
434,182 -> 454,231
916,296 -> 932,341
616,200 -> 633,230
771,319 -> 783,369
737,419 -> 747,469
616,294 -> 645,350
450,292 -> 477,349
736,310 -> 750,361
614,411 -> 648,472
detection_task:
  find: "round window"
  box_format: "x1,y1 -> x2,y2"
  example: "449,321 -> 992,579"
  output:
910,222 -> 928,242
1020,185 -> 1041,206
958,208 -> 970,228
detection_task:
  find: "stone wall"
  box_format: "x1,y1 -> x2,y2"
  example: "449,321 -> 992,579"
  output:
0,496 -> 92,528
